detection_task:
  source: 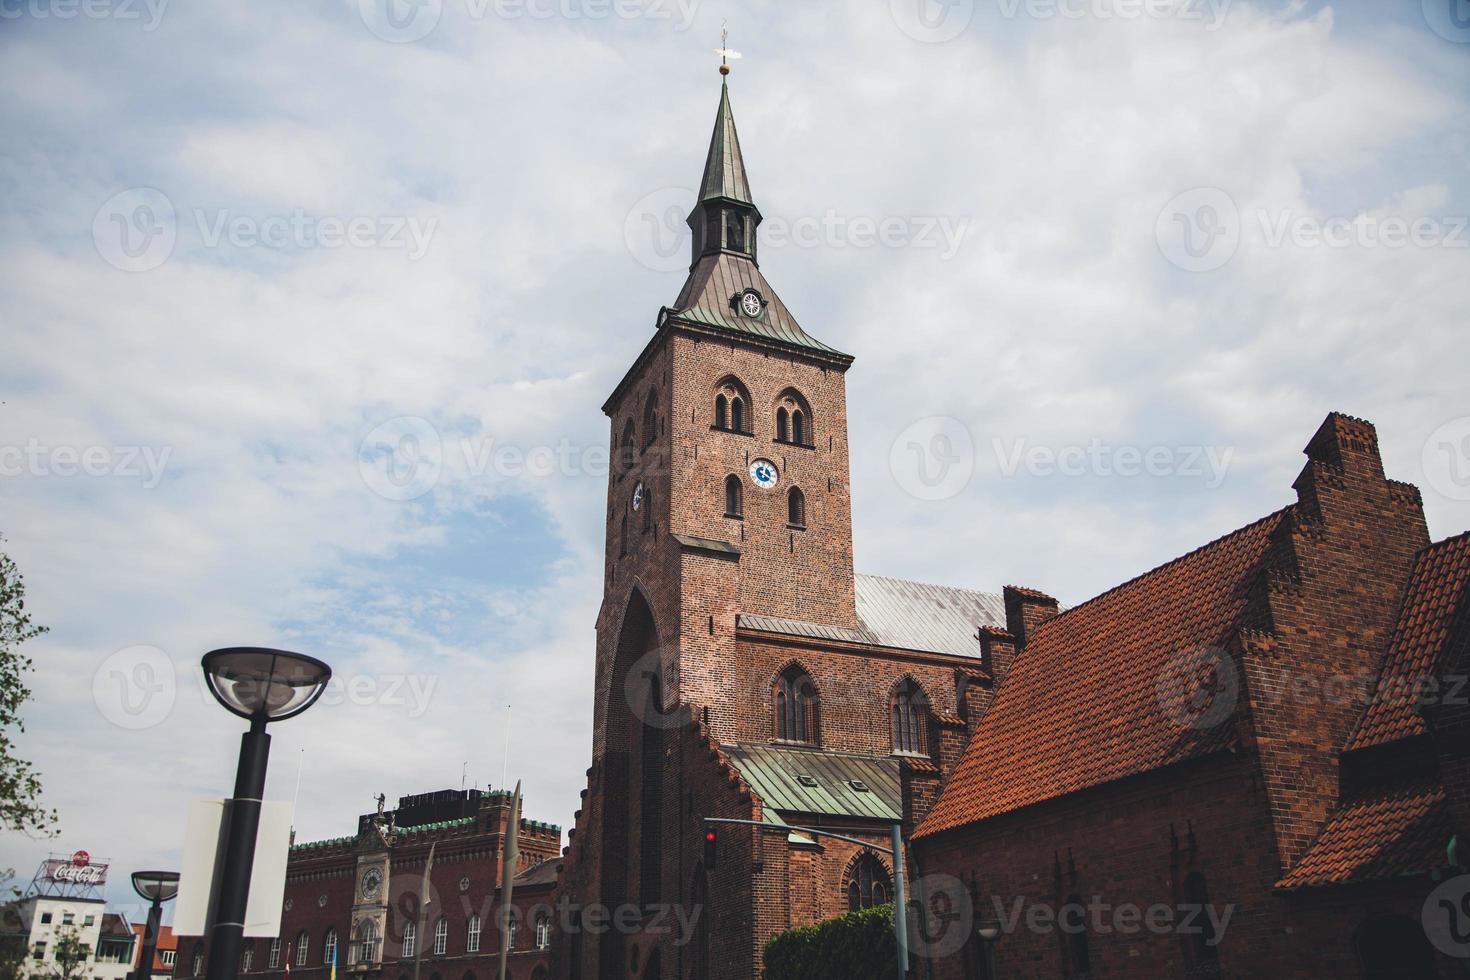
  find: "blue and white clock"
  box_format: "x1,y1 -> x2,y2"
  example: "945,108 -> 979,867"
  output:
749,458 -> 779,490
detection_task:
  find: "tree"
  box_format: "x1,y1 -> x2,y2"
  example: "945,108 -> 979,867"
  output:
0,540 -> 54,837
48,926 -> 88,980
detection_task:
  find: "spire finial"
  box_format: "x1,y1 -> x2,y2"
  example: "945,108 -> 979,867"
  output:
715,21 -> 740,76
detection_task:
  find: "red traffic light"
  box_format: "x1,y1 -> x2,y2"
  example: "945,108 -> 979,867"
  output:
705,831 -> 717,842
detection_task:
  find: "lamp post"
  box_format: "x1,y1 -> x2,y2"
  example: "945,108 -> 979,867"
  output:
975,919 -> 1002,979
201,648 -> 331,980
130,871 -> 179,980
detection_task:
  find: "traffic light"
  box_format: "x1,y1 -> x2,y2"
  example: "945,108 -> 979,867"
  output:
703,828 -> 718,870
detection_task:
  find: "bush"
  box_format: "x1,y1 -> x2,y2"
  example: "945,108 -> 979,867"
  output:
762,903 -> 897,980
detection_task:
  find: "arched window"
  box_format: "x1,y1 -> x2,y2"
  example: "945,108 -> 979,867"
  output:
724,474 -> 743,518
432,917 -> 447,957
619,419 -> 636,475
787,487 -> 805,527
323,929 -> 337,966
846,854 -> 891,912
192,947 -> 204,977
773,664 -> 819,744
619,513 -> 628,557
355,920 -> 377,965
295,932 -> 309,970
534,913 -> 551,950
892,679 -> 930,755
1181,871 -> 1219,967
466,914 -> 481,953
1354,915 -> 1436,979
775,407 -> 789,443
730,397 -> 745,433
1063,894 -> 1091,977
401,921 -> 416,959
714,394 -> 728,430
791,410 -> 805,445
642,486 -> 653,532
643,389 -> 657,448
774,389 -> 813,446
241,945 -> 254,973
268,939 -> 281,969
714,377 -> 751,434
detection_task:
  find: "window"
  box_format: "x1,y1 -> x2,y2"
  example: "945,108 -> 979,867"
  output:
775,407 -> 789,443
726,210 -> 745,251
401,922 -> 416,960
773,664 -> 819,745
619,513 -> 628,557
774,390 -> 813,446
466,915 -> 480,954
241,946 -> 254,973
791,410 -> 805,445
714,394 -> 728,430
507,917 -> 517,951
63,912 -> 75,925
643,389 -> 657,448
846,854 -> 890,912
642,487 -> 653,532
534,914 -> 550,951
40,913 -> 52,924
618,419 -> 636,475
192,949 -> 203,977
432,918 -> 447,957
891,679 -> 929,755
32,943 -> 45,962
295,931 -> 309,969
713,377 -> 751,434
162,951 -> 176,968
787,487 -> 805,527
724,474 -> 743,518
323,929 -> 337,966
730,397 -> 744,433
83,915 -> 95,927
355,920 -> 377,965
266,939 -> 280,969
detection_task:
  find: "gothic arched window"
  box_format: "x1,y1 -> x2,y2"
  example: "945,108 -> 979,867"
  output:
730,397 -> 745,433
774,389 -> 813,446
846,854 -> 891,912
432,917 -> 448,957
355,920 -> 377,965
788,487 -> 806,527
295,932 -> 309,969
714,394 -> 728,430
724,474 -> 743,518
534,913 -> 551,950
891,679 -> 930,755
643,389 -> 657,448
773,664 -> 819,744
466,914 -> 481,954
619,419 -> 636,475
791,409 -> 805,445
268,939 -> 281,969
322,929 -> 337,966
775,407 -> 789,443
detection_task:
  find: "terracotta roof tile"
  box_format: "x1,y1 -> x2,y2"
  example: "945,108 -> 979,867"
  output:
1276,781 -> 1452,889
916,509 -> 1288,839
1346,531 -> 1470,751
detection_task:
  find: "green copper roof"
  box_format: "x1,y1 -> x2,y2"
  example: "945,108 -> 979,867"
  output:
668,253 -> 850,360
699,80 -> 752,205
723,743 -> 902,822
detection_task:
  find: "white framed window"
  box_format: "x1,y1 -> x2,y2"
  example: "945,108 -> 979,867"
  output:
84,916 -> 95,927
161,951 -> 176,967
534,915 -> 550,951
322,929 -> 337,966
241,947 -> 253,973
63,913 -> 75,926
267,939 -> 279,969
354,920 -> 376,965
432,918 -> 447,957
400,922 -> 415,959
294,932 -> 309,969
33,943 -> 46,961
466,915 -> 480,954
192,951 -> 203,976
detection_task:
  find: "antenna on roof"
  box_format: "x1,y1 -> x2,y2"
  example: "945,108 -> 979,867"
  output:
715,21 -> 741,76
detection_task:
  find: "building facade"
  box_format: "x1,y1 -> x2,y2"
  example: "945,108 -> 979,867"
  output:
0,855 -> 136,980
174,789 -> 561,980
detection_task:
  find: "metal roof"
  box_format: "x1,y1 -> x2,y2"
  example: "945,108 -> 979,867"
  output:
737,574 -> 1005,659
698,80 -> 752,205
669,252 -> 849,358
723,743 -> 902,822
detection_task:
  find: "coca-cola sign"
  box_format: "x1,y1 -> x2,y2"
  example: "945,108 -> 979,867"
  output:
45,859 -> 107,885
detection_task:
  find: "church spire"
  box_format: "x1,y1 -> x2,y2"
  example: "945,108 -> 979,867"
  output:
687,71 -> 761,266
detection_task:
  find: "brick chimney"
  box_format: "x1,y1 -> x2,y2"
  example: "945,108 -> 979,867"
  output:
977,625 -> 1018,683
1003,584 -> 1059,650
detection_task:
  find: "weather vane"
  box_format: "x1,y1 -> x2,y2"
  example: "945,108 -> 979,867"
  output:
716,21 -> 741,76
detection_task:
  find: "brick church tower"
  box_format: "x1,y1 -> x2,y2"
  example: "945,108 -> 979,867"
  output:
553,73 -> 1016,980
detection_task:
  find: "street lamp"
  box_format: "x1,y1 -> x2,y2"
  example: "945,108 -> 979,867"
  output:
975,920 -> 1002,979
201,648 -> 331,980
130,871 -> 179,980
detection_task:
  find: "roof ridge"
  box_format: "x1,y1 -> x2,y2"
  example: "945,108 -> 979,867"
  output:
1036,506 -> 1294,629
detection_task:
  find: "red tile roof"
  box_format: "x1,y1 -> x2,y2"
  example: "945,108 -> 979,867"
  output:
916,509 -> 1289,838
1346,531 -> 1470,751
1276,781 -> 1453,889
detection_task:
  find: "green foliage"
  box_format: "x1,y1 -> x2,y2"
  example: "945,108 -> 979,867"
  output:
0,934 -> 28,980
49,926 -> 89,980
763,903 -> 897,980
0,539 -> 54,836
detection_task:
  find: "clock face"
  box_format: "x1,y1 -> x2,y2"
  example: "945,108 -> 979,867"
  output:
360,868 -> 383,901
750,459 -> 779,490
632,481 -> 645,511
740,291 -> 763,318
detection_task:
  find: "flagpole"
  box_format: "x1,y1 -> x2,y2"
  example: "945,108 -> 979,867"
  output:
412,842 -> 435,980
496,782 -> 521,980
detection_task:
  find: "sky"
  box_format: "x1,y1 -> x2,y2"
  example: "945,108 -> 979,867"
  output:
1,0 -> 1468,923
